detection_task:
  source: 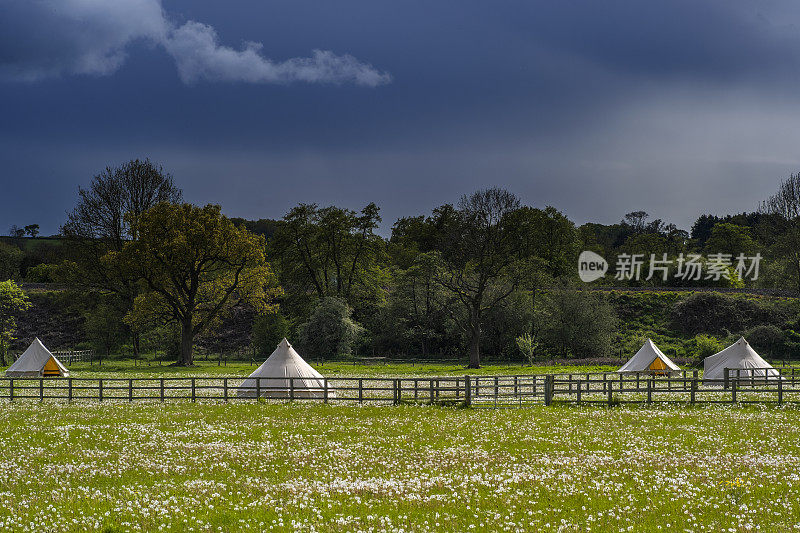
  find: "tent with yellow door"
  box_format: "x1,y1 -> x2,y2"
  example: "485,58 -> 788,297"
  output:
5,338 -> 69,378
617,338 -> 680,374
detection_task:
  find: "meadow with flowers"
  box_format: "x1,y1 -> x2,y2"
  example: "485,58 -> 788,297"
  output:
1,400 -> 800,532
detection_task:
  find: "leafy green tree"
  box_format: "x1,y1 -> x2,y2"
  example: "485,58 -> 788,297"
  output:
508,206 -> 578,278
252,311 -> 290,356
84,297 -> 127,359
269,202 -> 385,309
704,223 -> 756,257
0,280 -> 30,365
24,224 -> 39,237
110,203 -> 282,365
0,242 -> 24,281
374,253 -> 458,357
298,297 -> 363,360
539,285 -> 617,358
8,226 -> 25,238
61,159 -> 183,357
434,188 -> 525,368
515,333 -> 538,365
762,173 -> 800,291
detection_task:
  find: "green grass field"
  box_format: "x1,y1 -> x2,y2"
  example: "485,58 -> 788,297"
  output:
43,360 -> 618,378
1,402 -> 799,532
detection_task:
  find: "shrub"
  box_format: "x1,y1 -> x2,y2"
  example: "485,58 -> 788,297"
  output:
515,333 -> 538,365
671,292 -> 790,336
298,297 -> 364,360
24,263 -> 59,283
743,324 -> 785,359
690,334 -> 724,365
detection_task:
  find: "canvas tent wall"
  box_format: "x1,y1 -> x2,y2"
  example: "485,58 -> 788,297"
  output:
703,336 -> 781,382
617,339 -> 680,374
5,338 -> 69,378
237,338 -> 333,398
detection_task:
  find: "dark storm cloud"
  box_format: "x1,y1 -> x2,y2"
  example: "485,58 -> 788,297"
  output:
2,0 -> 800,235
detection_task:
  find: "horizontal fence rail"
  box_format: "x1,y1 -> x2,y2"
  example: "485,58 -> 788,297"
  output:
0,368 -> 797,406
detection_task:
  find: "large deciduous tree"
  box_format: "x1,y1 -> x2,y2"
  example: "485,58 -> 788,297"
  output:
269,202 -> 385,311
762,173 -> 800,291
435,188 -> 525,368
0,280 -> 30,366
109,203 -> 281,366
61,159 -> 182,356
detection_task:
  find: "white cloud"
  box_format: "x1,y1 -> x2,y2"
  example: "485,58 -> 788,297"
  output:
164,21 -> 391,86
0,0 -> 390,86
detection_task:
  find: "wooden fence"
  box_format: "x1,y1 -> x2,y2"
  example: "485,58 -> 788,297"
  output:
51,349 -> 94,365
0,368 -> 797,406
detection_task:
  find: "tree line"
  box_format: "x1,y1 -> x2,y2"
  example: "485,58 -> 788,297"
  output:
3,160 -> 800,367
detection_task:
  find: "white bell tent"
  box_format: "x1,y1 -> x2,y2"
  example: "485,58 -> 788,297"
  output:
5,338 -> 69,378
617,338 -> 680,374
703,336 -> 781,381
237,338 -> 333,398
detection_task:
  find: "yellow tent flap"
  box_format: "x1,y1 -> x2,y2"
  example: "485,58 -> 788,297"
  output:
42,357 -> 62,376
648,357 -> 668,371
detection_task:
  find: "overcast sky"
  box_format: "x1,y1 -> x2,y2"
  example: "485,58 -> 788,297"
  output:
2,0 -> 800,235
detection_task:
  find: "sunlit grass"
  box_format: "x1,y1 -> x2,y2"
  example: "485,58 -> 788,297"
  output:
45,359 -> 618,378
0,402 -> 799,531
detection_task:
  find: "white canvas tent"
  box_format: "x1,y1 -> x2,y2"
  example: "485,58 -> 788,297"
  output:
617,338 -> 680,374
5,338 -> 69,378
237,338 -> 333,398
703,336 -> 781,382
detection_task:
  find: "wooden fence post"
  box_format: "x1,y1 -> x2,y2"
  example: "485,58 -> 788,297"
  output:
724,368 -> 730,390
160,379 -> 165,402
430,379 -> 435,405
607,376 -> 613,406
256,377 -> 261,399
358,378 -> 363,404
464,375 -> 471,407
128,379 -> 133,402
690,378 -> 696,405
324,378 -> 329,404
191,378 -> 196,402
576,379 -> 582,405
778,376 -> 783,405
99,379 -> 103,402
393,379 -> 399,405
8,379 -> 13,402
224,378 -> 228,402
289,377 -> 295,401
647,376 -> 653,404
39,378 -> 43,402
68,378 -> 72,402
731,378 -> 737,403
544,375 -> 554,406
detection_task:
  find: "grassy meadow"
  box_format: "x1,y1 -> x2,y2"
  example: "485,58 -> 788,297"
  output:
52,359 -> 617,378
0,402 -> 799,532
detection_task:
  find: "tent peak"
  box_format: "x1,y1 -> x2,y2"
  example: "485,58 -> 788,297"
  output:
278,338 -> 291,349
